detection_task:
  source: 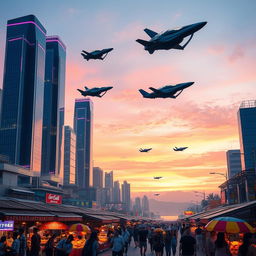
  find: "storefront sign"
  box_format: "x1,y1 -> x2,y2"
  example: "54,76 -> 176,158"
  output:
46,193 -> 62,204
0,221 -> 14,231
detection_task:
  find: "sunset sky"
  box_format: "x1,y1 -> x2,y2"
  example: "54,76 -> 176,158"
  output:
0,0 -> 256,202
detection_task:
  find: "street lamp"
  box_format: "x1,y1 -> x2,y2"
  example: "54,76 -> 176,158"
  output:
209,172 -> 229,204
193,191 -> 206,200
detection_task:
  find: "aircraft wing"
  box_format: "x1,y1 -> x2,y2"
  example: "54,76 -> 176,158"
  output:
144,28 -> 158,38
149,87 -> 161,93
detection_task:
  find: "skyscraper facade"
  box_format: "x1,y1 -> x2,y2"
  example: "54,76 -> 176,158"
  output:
63,126 -> 76,185
105,171 -> 113,189
93,167 -> 103,188
133,197 -> 142,216
121,181 -> 130,212
74,98 -> 93,188
237,100 -> 256,171
226,150 -> 242,179
142,195 -> 150,217
113,181 -> 121,203
0,15 -> 46,173
41,36 -> 66,179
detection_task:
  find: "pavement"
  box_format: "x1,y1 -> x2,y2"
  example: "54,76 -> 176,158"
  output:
100,231 -> 205,256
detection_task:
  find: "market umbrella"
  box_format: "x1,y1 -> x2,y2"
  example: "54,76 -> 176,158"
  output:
205,217 -> 254,234
40,222 -> 68,230
69,223 -> 91,233
154,228 -> 164,233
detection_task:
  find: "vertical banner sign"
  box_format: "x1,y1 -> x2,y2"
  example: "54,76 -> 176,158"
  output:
46,193 -> 62,204
0,221 -> 14,231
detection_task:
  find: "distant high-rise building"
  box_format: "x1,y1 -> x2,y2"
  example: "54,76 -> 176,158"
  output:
121,181 -> 130,212
41,36 -> 66,179
74,98 -> 93,188
113,181 -> 121,203
237,100 -> 256,171
134,197 -> 142,216
63,126 -> 76,185
226,150 -> 242,179
93,167 -> 103,188
142,195 -> 150,217
105,171 -> 113,188
0,15 -> 46,173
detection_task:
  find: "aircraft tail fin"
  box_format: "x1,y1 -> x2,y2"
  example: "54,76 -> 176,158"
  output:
136,39 -> 150,47
139,89 -> 150,98
82,50 -> 90,55
144,28 -> 158,38
77,89 -> 84,95
81,53 -> 90,60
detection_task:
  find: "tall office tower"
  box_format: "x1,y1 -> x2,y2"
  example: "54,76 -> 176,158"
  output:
41,36 -> 66,179
142,195 -> 150,216
113,181 -> 121,203
63,126 -> 76,185
93,167 -> 103,188
0,15 -> 46,173
226,150 -> 242,179
74,98 -> 93,188
134,197 -> 142,215
105,171 -> 114,188
121,181 -> 131,212
237,100 -> 256,171
105,171 -> 113,188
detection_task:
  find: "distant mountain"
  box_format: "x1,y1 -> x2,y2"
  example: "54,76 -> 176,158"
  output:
149,199 -> 191,216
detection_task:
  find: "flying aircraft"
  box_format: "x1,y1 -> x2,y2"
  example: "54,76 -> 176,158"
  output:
136,21 -> 207,54
154,193 -> 160,196
81,48 -> 113,61
173,147 -> 188,151
139,82 -> 194,99
139,148 -> 152,152
77,86 -> 113,97
154,177 -> 163,180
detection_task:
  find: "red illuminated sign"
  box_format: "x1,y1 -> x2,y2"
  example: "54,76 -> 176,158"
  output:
46,193 -> 62,204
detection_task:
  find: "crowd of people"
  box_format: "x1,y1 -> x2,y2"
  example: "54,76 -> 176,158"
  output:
0,223 -> 256,256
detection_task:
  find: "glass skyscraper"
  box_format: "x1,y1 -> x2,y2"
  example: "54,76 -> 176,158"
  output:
63,126 -> 76,185
74,98 -> 93,188
41,36 -> 66,180
237,100 -> 256,171
0,15 -> 46,173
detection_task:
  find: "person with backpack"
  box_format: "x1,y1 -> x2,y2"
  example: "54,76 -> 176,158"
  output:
82,232 -> 99,256
121,227 -> 130,256
56,235 -> 73,256
18,228 -> 26,256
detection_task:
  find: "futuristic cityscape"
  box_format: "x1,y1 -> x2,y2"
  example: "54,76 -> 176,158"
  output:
0,1 -> 255,256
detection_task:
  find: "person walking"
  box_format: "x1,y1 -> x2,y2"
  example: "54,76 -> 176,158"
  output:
45,234 -> 57,256
164,231 -> 172,256
214,232 -> 231,256
138,225 -> 148,256
0,236 -> 7,256
30,228 -> 41,256
10,232 -> 20,256
206,231 -> 216,256
56,235 -> 74,256
195,225 -> 203,253
121,227 -> 130,256
153,232 -> 164,256
171,230 -> 177,256
18,228 -> 26,256
133,225 -> 139,249
148,228 -> 154,253
111,230 -> 124,256
82,231 -> 99,256
238,233 -> 252,256
179,228 -> 196,256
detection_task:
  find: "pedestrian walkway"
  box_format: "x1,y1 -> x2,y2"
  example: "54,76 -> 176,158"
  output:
100,230 -> 204,256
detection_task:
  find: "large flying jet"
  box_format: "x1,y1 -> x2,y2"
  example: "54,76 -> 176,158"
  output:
136,21 -> 207,54
154,177 -> 163,180
81,48 -> 113,61
154,193 -> 160,196
139,148 -> 152,152
173,147 -> 188,151
139,82 -> 194,99
77,86 -> 113,97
